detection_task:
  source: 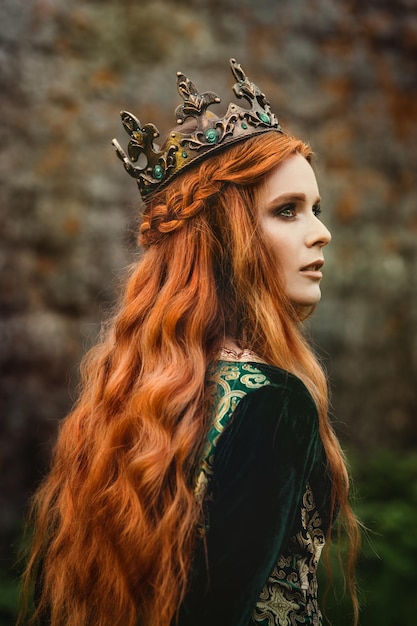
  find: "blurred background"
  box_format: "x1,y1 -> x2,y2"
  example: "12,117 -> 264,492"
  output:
1,0 -> 416,623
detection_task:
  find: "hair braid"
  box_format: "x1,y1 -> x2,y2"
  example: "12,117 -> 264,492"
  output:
140,165 -> 225,246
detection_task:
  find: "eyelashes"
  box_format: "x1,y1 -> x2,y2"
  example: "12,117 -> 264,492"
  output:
274,203 -> 296,217
272,203 -> 322,218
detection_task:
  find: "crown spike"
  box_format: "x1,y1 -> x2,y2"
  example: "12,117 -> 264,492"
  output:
175,72 -> 221,124
112,58 -> 283,201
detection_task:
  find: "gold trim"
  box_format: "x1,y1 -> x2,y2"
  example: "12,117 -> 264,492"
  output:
218,346 -> 266,364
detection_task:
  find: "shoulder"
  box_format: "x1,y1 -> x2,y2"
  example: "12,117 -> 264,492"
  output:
254,362 -> 318,418
226,365 -> 318,442
208,359 -> 319,453
210,359 -> 317,414
209,362 -> 323,498
197,360 -> 322,500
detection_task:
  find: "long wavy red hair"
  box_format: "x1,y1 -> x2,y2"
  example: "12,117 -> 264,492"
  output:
21,131 -> 359,626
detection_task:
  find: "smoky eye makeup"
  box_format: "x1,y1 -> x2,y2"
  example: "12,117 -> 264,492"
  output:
264,192 -> 322,219
274,203 -> 297,217
266,192 -> 304,215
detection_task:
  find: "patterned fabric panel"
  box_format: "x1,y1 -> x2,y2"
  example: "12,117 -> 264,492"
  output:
194,361 -> 271,500
252,483 -> 326,626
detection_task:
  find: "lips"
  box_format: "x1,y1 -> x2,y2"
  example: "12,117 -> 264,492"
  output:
300,260 -> 324,272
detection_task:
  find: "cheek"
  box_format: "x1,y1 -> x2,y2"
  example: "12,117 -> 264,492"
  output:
268,234 -> 293,267
264,224 -> 284,252
261,218 -> 296,270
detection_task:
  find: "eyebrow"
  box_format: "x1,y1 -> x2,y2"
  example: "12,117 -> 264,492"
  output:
265,192 -> 321,208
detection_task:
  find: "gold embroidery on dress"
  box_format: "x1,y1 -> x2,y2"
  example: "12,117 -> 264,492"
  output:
252,482 -> 326,625
255,584 -> 300,626
295,483 -> 326,600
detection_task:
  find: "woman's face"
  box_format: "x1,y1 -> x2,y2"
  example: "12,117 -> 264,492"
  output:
258,153 -> 331,307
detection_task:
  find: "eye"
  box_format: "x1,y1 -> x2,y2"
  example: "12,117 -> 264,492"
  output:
313,203 -> 322,217
274,203 -> 297,218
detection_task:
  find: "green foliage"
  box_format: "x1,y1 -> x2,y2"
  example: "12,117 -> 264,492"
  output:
0,572 -> 19,626
0,525 -> 27,626
321,450 -> 417,626
355,451 -> 417,625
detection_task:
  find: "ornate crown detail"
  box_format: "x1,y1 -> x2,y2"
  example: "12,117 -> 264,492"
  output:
112,58 -> 283,202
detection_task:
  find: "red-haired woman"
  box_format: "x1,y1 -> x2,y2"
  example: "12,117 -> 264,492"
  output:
21,60 -> 359,626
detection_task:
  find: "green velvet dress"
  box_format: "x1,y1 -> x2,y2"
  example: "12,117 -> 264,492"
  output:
178,353 -> 332,626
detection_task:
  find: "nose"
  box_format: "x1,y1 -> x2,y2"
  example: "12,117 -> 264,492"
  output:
307,216 -> 331,248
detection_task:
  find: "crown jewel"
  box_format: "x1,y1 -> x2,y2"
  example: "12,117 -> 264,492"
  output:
112,58 -> 283,202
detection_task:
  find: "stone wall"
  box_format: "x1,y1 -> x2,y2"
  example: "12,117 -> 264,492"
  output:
1,0 -> 416,556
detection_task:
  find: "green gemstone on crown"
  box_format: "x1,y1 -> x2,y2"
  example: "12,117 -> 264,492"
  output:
205,128 -> 219,144
241,122 -> 248,129
258,112 -> 270,124
182,151 -> 188,158
153,164 -> 164,180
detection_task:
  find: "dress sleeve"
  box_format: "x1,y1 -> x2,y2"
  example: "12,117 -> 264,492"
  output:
177,380 -> 323,626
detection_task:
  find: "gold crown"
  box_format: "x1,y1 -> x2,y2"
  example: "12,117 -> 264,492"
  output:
112,58 -> 283,202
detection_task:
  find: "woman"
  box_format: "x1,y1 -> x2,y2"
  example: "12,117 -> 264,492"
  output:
22,59 -> 359,626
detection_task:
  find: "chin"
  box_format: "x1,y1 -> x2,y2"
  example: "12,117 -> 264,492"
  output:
289,294 -> 322,321
291,290 -> 322,308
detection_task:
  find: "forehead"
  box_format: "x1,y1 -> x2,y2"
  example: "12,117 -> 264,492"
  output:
261,153 -> 319,202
